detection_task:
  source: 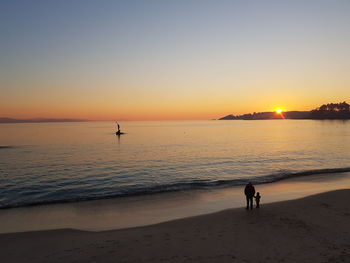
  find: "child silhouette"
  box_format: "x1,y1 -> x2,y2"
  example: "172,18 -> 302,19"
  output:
254,192 -> 261,208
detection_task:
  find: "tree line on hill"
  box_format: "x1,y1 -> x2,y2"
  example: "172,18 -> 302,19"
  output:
309,101 -> 350,119
219,101 -> 350,120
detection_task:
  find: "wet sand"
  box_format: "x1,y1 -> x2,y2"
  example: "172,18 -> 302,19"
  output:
1,171 -> 350,233
1,189 -> 350,263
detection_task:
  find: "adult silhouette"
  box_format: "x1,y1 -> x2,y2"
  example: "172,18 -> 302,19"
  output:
244,182 -> 255,210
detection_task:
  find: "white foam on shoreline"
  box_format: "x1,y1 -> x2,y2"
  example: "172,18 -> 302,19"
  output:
1,172 -> 350,234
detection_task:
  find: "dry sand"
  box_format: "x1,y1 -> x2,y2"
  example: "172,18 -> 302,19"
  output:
1,189 -> 350,263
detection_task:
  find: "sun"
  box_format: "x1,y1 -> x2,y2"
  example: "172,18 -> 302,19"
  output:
275,109 -> 283,114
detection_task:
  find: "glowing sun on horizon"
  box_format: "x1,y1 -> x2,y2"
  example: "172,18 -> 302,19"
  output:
275,109 -> 283,114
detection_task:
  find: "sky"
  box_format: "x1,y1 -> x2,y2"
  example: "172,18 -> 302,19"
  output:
1,0 -> 350,120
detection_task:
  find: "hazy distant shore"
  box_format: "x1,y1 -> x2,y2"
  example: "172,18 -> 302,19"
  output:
1,189 -> 349,263
0,117 -> 89,123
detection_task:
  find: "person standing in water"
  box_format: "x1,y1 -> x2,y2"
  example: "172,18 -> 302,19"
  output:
116,122 -> 120,133
244,182 -> 255,210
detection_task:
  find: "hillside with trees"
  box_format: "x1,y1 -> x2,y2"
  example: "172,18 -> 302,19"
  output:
309,102 -> 350,119
219,101 -> 350,120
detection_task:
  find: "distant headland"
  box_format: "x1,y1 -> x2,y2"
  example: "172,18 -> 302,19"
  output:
0,118 -> 88,124
219,102 -> 350,120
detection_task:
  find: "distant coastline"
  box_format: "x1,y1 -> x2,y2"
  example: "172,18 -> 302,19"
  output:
0,118 -> 88,124
219,101 -> 350,120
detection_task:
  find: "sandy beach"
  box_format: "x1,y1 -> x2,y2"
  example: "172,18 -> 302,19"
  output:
3,1 -> 350,262
1,189 -> 349,263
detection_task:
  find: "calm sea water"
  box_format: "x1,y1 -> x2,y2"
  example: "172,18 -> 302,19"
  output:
0,120 -> 349,208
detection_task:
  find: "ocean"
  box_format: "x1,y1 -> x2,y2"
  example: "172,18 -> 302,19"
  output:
0,120 -> 349,209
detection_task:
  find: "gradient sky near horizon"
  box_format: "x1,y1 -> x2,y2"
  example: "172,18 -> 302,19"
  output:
1,0 -> 350,120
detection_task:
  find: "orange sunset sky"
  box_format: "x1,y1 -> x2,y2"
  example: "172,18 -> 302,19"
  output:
1,1 -> 349,121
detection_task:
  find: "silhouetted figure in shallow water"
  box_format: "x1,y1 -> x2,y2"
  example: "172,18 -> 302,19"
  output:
254,192 -> 261,208
244,182 -> 255,210
116,121 -> 123,135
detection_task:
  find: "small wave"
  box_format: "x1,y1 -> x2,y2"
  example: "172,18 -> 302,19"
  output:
251,167 -> 350,184
1,167 -> 350,209
0,146 -> 15,149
